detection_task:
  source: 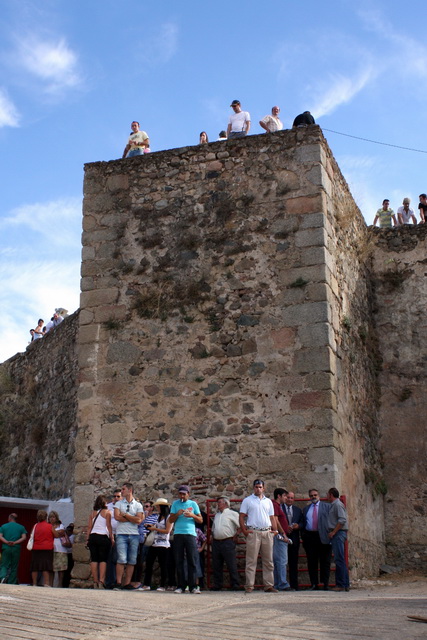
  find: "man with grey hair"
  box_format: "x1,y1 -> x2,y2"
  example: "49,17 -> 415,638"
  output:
211,497 -> 240,591
259,106 -> 283,133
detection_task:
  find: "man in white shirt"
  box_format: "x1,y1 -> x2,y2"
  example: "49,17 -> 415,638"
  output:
259,106 -> 283,133
239,479 -> 277,592
227,100 -> 251,140
211,497 -> 240,591
397,197 -> 417,225
114,483 -> 143,589
122,121 -> 150,158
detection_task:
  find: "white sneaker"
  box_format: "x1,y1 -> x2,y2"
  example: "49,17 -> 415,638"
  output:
174,588 -> 183,594
191,586 -> 201,594
156,587 -> 166,591
185,586 -> 190,592
140,585 -> 151,591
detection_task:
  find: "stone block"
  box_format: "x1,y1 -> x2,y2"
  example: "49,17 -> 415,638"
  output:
275,415 -> 307,431
282,301 -> 330,326
79,309 -> 94,325
290,390 -> 336,411
278,265 -> 328,287
306,282 -> 329,302
77,345 -> 97,369
286,195 -> 323,215
259,453 -> 305,474
289,428 -> 333,449
295,143 -> 326,165
74,486 -> 95,527
74,462 -> 93,484
306,165 -> 333,197
94,304 -> 128,323
270,327 -> 297,349
299,213 -> 325,229
295,227 -> 327,248
80,288 -> 119,309
102,423 -> 130,444
81,245 -> 96,261
78,325 -> 101,344
72,542 -> 91,563
298,322 -> 335,349
106,341 -> 142,363
71,561 -> 92,580
293,347 -> 335,374
107,174 -> 129,191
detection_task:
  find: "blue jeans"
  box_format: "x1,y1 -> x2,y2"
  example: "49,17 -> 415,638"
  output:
116,534 -> 139,565
128,148 -> 144,157
330,530 -> 349,588
173,534 -> 198,591
273,536 -> 290,590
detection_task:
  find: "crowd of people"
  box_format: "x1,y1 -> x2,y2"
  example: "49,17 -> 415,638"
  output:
373,196 -> 427,227
0,481 -> 349,592
28,311 -> 64,343
84,480 -> 349,594
122,102 -> 315,158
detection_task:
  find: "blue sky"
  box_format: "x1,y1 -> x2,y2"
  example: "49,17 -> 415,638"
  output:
1,0 -> 426,362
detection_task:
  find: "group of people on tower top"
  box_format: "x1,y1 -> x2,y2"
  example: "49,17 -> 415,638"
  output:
122,102 -> 315,158
373,195 -> 427,227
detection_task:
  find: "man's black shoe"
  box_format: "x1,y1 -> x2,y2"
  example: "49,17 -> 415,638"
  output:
307,585 -> 319,590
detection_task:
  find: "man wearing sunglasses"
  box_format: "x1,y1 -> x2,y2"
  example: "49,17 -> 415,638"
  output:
114,483 -> 143,589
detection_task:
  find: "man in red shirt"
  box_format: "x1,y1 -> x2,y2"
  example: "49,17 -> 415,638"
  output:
272,488 -> 292,591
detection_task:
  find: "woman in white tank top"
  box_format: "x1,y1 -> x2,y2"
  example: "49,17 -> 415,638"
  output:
87,495 -> 114,588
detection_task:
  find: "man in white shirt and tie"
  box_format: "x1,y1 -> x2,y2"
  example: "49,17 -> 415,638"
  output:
301,488 -> 331,590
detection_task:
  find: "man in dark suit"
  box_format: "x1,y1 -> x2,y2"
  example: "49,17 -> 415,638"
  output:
282,491 -> 303,590
301,488 -> 332,590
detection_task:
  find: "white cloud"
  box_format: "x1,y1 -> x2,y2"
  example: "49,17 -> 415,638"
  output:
136,22 -> 179,68
0,88 -> 20,127
0,196 -> 82,362
13,35 -> 82,95
1,197 -> 82,247
311,67 -> 376,119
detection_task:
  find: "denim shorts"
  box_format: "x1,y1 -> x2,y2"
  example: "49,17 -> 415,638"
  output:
116,534 -> 139,565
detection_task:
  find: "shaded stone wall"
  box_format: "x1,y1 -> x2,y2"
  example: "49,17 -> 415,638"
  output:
370,225 -> 427,570
0,312 -> 79,500
74,128 -> 384,580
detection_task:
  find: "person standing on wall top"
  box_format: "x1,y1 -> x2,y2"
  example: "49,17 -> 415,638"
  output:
418,194 -> 427,223
327,487 -> 350,592
169,484 -> 203,594
122,121 -> 150,158
397,197 -> 417,225
239,479 -> 277,592
0,514 -> 27,584
373,199 -> 398,228
292,111 -> 315,127
227,100 -> 251,139
259,106 -> 283,133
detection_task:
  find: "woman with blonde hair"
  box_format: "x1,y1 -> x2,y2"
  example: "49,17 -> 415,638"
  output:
48,511 -> 70,587
87,495 -> 113,588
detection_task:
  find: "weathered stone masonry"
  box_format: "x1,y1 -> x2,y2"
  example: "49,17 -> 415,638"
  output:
73,127 -> 385,580
1,127 -> 425,583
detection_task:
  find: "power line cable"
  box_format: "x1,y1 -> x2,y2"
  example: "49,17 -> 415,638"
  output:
322,128 -> 427,155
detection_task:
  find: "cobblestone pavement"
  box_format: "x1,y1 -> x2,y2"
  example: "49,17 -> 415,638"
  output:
0,583 -> 426,640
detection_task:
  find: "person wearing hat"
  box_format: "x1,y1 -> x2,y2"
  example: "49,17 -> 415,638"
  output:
227,100 -> 251,140
397,197 -> 417,225
169,485 -> 203,594
140,498 -> 173,591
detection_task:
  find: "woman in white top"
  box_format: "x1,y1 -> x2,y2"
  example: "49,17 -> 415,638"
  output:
141,498 -> 173,591
48,511 -> 70,587
87,495 -> 113,588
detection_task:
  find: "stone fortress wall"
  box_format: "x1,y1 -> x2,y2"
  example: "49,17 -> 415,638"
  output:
1,128 -> 425,582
